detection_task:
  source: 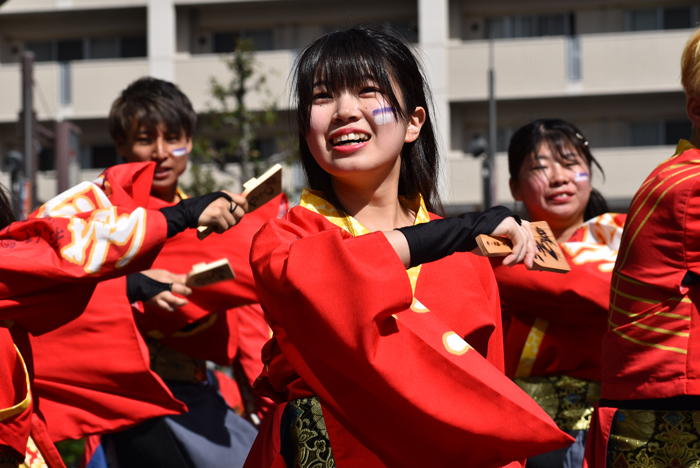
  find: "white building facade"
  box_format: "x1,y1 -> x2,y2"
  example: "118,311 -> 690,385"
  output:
0,0 -> 697,211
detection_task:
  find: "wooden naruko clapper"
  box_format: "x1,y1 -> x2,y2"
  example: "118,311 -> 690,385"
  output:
475,221 -> 571,273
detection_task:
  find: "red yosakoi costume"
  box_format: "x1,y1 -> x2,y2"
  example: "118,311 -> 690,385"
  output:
30,183 -> 285,467
244,189 -> 573,468
0,162 -> 177,467
585,140 -> 700,467
494,213 -> 625,465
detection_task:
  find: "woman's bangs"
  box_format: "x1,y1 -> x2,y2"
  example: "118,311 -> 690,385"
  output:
296,30 -> 404,131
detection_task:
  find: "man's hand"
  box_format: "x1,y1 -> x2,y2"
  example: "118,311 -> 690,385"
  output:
140,269 -> 192,312
197,191 -> 249,234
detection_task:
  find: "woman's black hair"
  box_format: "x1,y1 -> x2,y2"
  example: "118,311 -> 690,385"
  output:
508,118 -> 609,221
293,26 -> 444,215
0,184 -> 15,229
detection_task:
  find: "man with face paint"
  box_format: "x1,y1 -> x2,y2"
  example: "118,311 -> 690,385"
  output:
29,78 -> 284,468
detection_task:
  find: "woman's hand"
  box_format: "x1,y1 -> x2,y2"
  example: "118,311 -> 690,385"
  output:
490,218 -> 536,269
140,269 -> 192,312
197,191 -> 249,233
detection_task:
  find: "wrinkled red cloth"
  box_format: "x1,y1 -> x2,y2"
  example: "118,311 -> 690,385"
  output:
0,162 -> 168,462
494,213 -> 626,381
31,191 -> 285,443
245,205 -> 573,468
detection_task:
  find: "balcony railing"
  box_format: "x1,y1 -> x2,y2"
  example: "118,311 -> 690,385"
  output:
448,29 -> 689,101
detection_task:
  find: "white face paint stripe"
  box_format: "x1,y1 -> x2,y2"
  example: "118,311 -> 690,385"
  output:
372,106 -> 394,125
172,147 -> 188,157
574,172 -> 589,182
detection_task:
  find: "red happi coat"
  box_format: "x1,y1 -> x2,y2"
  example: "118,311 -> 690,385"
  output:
0,162 -> 172,465
585,140 -> 700,467
494,213 -> 626,381
245,191 -> 573,468
30,188 -> 286,443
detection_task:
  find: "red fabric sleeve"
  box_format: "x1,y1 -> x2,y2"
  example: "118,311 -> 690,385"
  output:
0,162 -> 168,335
251,208 -> 572,467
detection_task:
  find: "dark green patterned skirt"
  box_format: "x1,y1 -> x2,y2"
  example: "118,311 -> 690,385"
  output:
607,409 -> 700,468
280,397 -> 336,468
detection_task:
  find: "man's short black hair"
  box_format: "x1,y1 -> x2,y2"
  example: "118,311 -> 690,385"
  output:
108,77 -> 197,144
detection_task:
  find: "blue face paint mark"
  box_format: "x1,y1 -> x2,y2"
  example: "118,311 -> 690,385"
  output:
172,147 -> 188,157
372,107 -> 394,125
574,172 -> 589,182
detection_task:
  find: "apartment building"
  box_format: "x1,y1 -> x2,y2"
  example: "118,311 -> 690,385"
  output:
0,0 -> 697,210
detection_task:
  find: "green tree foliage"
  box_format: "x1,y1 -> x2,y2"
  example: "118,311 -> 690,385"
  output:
182,39 -> 278,197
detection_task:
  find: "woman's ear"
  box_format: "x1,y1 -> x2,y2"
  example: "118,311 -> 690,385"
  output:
509,178 -> 522,201
687,95 -> 700,130
404,106 -> 426,143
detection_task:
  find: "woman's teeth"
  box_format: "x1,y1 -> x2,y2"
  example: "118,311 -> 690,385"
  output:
332,133 -> 370,146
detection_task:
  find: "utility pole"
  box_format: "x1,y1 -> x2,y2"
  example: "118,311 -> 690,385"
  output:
19,51 -> 37,218
483,35 -> 497,209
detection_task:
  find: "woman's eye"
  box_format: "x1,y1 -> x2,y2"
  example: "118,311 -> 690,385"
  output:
533,166 -> 548,171
359,87 -> 380,96
312,92 -> 332,102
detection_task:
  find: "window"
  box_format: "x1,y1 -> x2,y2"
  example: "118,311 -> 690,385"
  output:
629,9 -> 658,31
664,6 -> 694,30
628,120 -> 692,146
628,122 -> 661,147
25,41 -> 53,62
38,148 -> 55,171
627,5 -> 698,32
487,13 -> 572,39
24,35 -> 147,62
665,120 -> 692,145
91,145 -> 120,168
57,39 -> 83,62
89,38 -> 118,59
120,36 -> 147,58
496,127 -> 514,153
212,30 -> 274,53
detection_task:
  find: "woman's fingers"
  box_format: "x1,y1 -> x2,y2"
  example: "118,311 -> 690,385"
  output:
520,220 -> 536,269
491,217 -> 537,268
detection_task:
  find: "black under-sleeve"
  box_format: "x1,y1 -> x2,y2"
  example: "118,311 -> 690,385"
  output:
126,273 -> 172,303
397,205 -> 517,268
159,191 -> 233,238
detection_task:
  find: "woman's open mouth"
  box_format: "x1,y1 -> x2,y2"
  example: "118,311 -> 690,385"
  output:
331,132 -> 371,147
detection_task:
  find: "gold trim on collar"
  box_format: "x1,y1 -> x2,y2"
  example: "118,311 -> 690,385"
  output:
299,189 -> 430,294
676,139 -> 696,156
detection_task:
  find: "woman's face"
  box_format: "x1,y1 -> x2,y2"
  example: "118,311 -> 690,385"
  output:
510,142 -> 592,229
305,80 -> 423,185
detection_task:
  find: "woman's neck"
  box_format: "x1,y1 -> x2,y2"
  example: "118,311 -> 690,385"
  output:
331,160 -> 415,232
548,219 -> 583,243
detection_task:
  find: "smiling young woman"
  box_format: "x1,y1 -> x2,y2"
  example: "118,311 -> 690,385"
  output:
243,27 -> 575,468
493,119 -> 626,468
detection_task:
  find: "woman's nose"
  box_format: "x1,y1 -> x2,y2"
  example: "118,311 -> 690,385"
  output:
333,92 -> 362,122
549,162 -> 570,185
